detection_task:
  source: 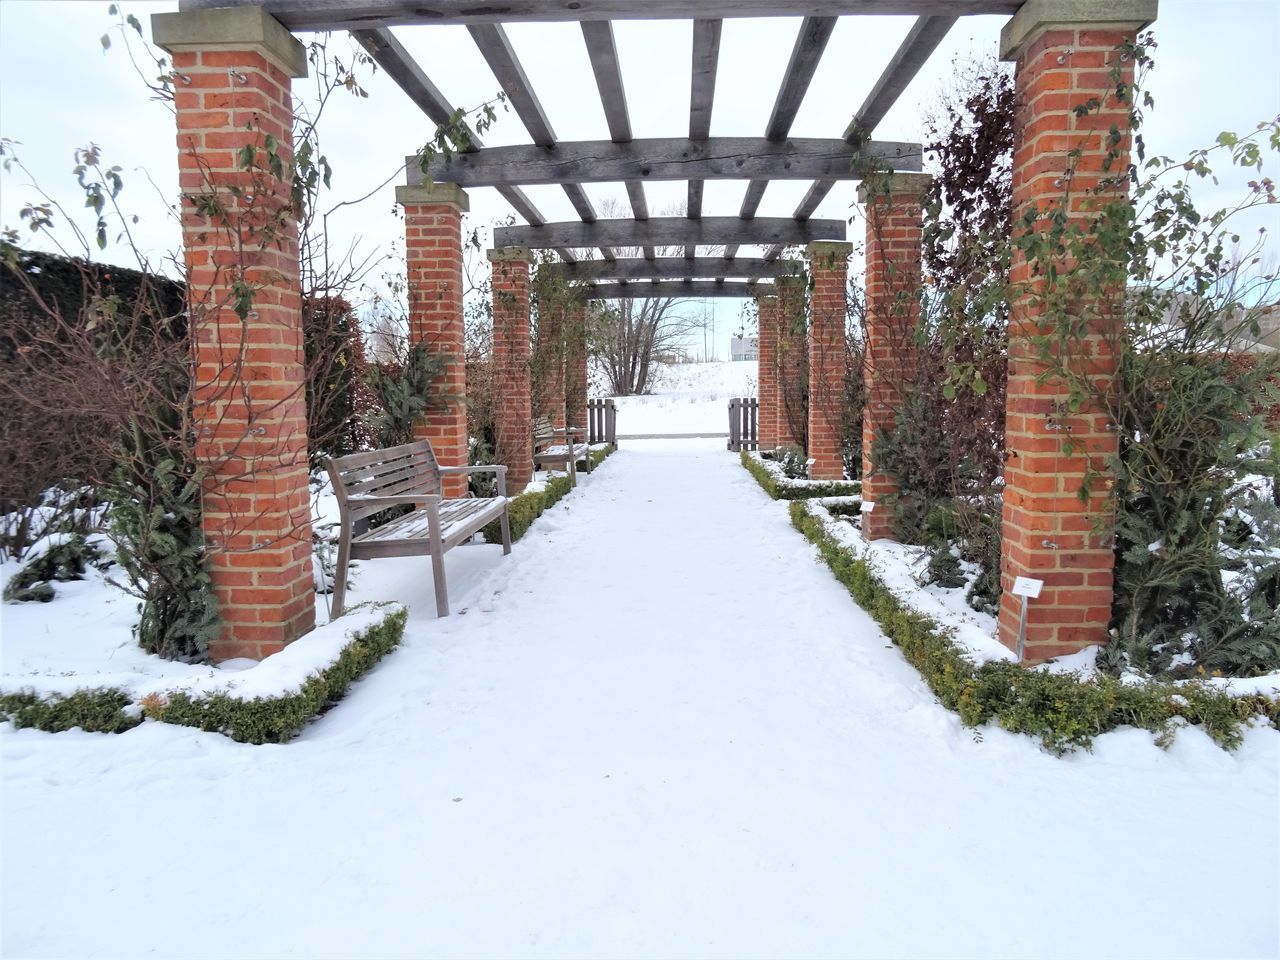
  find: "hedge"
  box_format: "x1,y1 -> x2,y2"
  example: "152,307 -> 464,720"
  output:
482,445 -> 613,543
740,449 -> 861,500
788,499 -> 1280,754
0,604 -> 409,743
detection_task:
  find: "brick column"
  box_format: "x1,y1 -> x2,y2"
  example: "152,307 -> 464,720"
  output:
756,292 -> 780,451
153,8 -> 313,660
858,173 -> 930,541
398,183 -> 469,498
775,276 -> 807,450
533,283 -> 567,428
565,299 -> 589,432
490,247 -> 534,491
807,242 -> 851,480
996,0 -> 1154,661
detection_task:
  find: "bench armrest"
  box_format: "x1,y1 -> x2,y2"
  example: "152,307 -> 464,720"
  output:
439,465 -> 508,476
440,463 -> 508,498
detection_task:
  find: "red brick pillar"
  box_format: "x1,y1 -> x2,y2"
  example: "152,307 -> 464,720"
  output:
153,8 -> 313,660
534,283 -> 567,429
490,247 -> 534,491
756,292 -> 780,451
858,173 -> 930,540
807,242 -> 851,480
775,276 -> 807,450
398,183 -> 470,498
996,1 -> 1154,661
565,299 -> 589,432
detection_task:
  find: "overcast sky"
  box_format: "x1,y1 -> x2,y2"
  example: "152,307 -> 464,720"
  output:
1,0 -> 1277,349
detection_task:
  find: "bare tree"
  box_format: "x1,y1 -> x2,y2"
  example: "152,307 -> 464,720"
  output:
586,198 -> 704,395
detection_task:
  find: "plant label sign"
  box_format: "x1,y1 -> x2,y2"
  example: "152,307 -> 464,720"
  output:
860,500 -> 875,513
1011,576 -> 1043,599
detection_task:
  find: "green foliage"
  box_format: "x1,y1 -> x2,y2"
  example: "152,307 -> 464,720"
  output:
0,606 -> 408,742
1006,37 -> 1280,677
481,447 -> 612,544
2,535 -> 104,602
773,444 -> 809,480
365,341 -> 452,449
146,606 -> 408,743
741,450 -> 861,500
0,688 -> 140,734
789,500 -> 1277,755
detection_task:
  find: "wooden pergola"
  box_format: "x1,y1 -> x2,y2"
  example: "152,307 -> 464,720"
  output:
157,0 -> 1157,668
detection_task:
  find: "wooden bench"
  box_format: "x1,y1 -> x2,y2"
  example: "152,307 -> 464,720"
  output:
531,415 -> 593,486
325,440 -> 510,619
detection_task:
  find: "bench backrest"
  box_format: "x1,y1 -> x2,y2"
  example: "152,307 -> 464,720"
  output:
326,440 -> 443,523
532,415 -> 556,443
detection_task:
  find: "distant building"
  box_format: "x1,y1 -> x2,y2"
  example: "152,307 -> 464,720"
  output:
730,336 -> 758,361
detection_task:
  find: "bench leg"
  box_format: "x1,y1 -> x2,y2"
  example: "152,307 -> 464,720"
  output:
500,503 -> 512,556
330,528 -> 351,619
427,506 -> 449,617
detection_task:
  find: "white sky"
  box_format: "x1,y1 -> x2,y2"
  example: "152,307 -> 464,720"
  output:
1,0 -> 1277,350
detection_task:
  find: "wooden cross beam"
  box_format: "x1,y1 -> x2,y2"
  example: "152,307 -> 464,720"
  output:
540,257 -> 804,281
685,18 -> 723,258
177,1 -> 1022,32
767,13 -> 956,260
495,216 -> 845,249
353,26 -> 579,262
410,137 -> 921,187
582,280 -> 771,300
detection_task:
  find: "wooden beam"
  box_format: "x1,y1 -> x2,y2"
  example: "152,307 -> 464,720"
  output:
731,15 -> 837,258
411,137 -> 921,186
844,14 -> 957,140
467,23 -> 610,256
178,1 -> 1021,31
542,257 -> 804,281
495,217 -> 845,249
352,26 -> 577,261
581,21 -> 654,258
686,18 -> 722,258
768,14 -> 955,259
584,280 -> 770,300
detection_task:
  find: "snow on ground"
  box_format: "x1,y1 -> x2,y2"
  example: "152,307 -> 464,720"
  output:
3,439 -> 1278,960
609,360 -> 756,434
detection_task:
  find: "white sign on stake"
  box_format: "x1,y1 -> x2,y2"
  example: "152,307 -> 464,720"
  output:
860,500 -> 876,513
1011,576 -> 1044,599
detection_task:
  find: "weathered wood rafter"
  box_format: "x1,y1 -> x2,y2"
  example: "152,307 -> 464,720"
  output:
495,216 -> 845,249
581,21 -> 654,258
728,15 -> 836,259
685,17 -> 723,259
178,0 -> 1021,32
766,13 -> 956,259
410,137 -> 921,187
582,280 -> 770,300
466,23 -> 613,259
352,26 -> 579,261
541,257 -> 803,281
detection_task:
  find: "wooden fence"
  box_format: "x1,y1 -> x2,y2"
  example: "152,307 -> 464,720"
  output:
727,397 -> 759,452
586,398 -> 617,448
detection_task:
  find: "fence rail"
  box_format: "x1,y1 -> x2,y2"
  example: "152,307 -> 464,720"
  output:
727,397 -> 759,452
586,398 -> 617,448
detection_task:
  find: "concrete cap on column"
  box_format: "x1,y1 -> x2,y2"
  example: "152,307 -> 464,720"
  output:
806,241 -> 852,261
395,183 -> 470,212
1000,0 -> 1158,61
487,246 -> 533,264
856,172 -> 933,205
151,6 -> 308,78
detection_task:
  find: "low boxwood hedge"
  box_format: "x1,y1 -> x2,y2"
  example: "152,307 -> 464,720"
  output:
789,500 -> 1279,754
0,604 -> 409,743
740,449 -> 861,500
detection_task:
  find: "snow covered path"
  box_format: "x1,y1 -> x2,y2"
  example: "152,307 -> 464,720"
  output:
3,440 -> 1278,959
